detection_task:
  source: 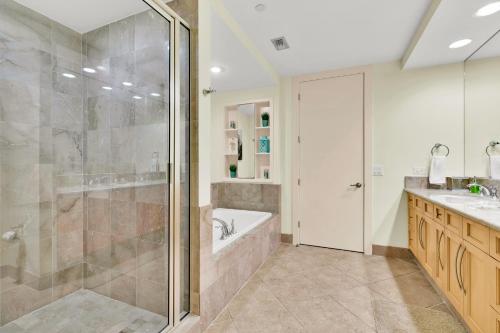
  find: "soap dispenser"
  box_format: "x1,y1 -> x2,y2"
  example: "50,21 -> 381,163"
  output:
468,176 -> 481,194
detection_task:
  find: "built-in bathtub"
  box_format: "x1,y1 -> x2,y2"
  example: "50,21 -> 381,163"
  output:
212,208 -> 272,253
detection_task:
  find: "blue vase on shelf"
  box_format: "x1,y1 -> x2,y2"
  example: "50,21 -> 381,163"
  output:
258,136 -> 270,153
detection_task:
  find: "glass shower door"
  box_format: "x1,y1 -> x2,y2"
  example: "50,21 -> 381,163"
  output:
0,0 -> 188,331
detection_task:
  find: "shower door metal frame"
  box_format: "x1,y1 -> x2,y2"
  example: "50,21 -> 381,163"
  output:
142,0 -> 192,331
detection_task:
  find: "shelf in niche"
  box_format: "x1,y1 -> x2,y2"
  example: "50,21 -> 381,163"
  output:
256,126 -> 270,130
256,152 -> 270,155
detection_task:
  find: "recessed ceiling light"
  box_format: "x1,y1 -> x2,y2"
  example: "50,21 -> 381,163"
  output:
122,81 -> 133,87
62,73 -> 76,79
150,93 -> 161,97
132,95 -> 143,100
449,39 -> 472,49
102,86 -> 113,91
83,67 -> 96,73
255,4 -> 266,12
97,66 -> 106,71
476,2 -> 500,16
211,66 -> 223,74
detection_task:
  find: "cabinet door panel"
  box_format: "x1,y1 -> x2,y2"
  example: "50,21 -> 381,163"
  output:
445,230 -> 464,315
435,224 -> 446,290
409,207 -> 417,255
463,243 -> 491,333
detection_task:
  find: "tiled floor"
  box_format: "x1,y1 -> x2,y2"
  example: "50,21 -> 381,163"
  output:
205,244 -> 467,333
0,290 -> 168,333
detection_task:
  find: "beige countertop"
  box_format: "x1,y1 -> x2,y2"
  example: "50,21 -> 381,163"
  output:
405,188 -> 500,231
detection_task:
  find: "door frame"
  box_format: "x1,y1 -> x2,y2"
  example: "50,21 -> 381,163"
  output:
291,66 -> 373,254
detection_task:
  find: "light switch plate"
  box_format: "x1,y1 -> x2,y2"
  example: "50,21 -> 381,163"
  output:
373,165 -> 384,176
412,167 -> 427,176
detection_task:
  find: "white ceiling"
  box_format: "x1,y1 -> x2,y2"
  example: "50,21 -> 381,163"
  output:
470,30 -> 500,60
403,0 -> 500,69
221,0 -> 432,76
12,0 -> 166,33
211,10 -> 276,92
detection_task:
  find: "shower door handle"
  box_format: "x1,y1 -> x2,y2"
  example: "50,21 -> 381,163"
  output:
350,183 -> 362,188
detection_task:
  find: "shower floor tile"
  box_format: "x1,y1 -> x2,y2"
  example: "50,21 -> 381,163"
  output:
0,289 -> 168,333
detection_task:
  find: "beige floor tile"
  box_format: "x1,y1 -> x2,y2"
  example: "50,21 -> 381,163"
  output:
281,295 -> 375,333
331,285 -> 388,329
373,299 -> 466,333
368,271 -> 442,308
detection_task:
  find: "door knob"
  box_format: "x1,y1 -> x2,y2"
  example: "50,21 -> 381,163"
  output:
350,183 -> 363,188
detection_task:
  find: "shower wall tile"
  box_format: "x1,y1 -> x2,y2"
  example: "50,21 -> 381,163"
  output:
50,21 -> 82,73
83,25 -> 109,62
0,0 -> 51,52
84,129 -> 111,174
52,128 -> 82,175
51,91 -> 83,131
0,80 -> 43,124
134,10 -> 169,51
109,16 -> 135,57
52,263 -> 83,300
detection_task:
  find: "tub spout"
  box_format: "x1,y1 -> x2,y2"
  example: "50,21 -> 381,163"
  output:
213,218 -> 236,240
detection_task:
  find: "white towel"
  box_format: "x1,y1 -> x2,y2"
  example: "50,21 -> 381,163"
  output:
490,155 -> 500,180
429,156 -> 446,185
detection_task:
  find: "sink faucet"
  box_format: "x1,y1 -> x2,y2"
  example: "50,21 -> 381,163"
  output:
467,183 -> 498,199
213,218 -> 236,240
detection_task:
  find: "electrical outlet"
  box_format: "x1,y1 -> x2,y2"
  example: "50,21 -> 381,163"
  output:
373,165 -> 384,176
412,167 -> 427,176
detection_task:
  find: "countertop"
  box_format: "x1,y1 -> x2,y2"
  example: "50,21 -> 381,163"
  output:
405,188 -> 500,231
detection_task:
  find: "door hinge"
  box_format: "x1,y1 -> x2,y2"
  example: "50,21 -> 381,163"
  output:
298,221 -> 301,228
298,136 -> 301,143
167,163 -> 172,184
298,93 -> 301,101
297,178 -> 301,186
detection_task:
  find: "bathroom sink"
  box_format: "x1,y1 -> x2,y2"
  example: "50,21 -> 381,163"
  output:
468,201 -> 500,211
431,194 -> 485,205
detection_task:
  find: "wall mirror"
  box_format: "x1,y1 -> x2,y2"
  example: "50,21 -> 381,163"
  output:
465,30 -> 500,177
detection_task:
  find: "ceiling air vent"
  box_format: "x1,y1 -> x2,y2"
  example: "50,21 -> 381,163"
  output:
271,37 -> 290,51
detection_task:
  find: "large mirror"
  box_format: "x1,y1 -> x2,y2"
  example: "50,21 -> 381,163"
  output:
465,30 -> 500,177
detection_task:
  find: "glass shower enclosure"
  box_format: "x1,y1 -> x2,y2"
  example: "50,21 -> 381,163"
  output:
0,0 -> 190,331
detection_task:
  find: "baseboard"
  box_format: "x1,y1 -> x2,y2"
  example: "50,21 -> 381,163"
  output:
281,233 -> 293,244
372,244 -> 411,259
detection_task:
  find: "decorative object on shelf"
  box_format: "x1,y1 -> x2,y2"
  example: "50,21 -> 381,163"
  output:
261,112 -> 270,127
229,120 -> 236,129
229,164 -> 237,178
258,136 -> 270,153
264,168 -> 270,179
226,137 -> 238,155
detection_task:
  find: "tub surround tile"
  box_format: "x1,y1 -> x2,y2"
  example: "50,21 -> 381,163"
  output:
211,183 -> 280,214
199,203 -> 280,330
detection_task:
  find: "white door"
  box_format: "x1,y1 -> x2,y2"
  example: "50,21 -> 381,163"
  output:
298,74 -> 364,252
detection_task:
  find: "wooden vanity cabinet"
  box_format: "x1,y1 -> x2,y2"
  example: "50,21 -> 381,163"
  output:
445,229 -> 464,315
408,207 -> 417,255
462,242 -> 491,333
409,193 -> 500,332
435,223 -> 447,290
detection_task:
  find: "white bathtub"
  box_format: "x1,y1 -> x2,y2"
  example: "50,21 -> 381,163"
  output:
212,208 -> 272,254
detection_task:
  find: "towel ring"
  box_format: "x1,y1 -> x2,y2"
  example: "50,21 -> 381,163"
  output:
486,141 -> 500,157
431,143 -> 449,157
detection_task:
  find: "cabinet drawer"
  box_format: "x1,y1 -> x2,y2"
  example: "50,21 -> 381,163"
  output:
423,200 -> 434,218
463,219 -> 490,254
490,230 -> 500,262
445,210 -> 463,236
433,205 -> 445,225
415,196 -> 424,211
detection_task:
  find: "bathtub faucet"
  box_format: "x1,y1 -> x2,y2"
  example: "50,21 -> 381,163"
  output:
213,218 -> 236,240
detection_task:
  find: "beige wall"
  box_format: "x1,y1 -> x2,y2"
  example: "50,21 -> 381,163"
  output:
198,0 -> 211,206
465,56 -> 500,177
372,61 -> 465,247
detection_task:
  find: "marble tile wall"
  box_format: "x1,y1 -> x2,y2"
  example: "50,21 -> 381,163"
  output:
198,205 -> 281,330
0,0 -> 174,326
83,184 -> 169,316
211,183 -> 281,214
